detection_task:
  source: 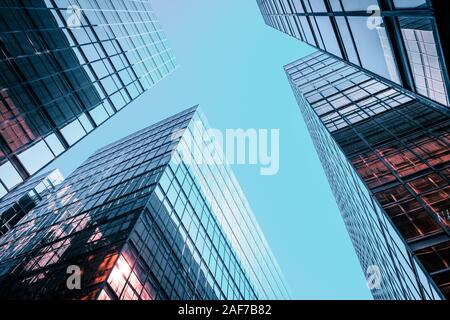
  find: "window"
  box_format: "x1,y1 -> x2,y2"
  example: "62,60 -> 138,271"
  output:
347,17 -> 401,83
17,140 -> 55,175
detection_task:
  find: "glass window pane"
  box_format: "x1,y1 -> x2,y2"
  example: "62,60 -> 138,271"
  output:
341,0 -> 378,11
17,140 -> 54,175
78,113 -> 94,133
90,105 -> 109,125
336,17 -> 359,65
61,119 -> 86,146
399,18 -> 449,106
347,17 -> 401,83
394,0 -> 427,8
0,183 -> 7,198
45,133 -> 65,156
0,161 -> 23,189
316,16 -> 342,57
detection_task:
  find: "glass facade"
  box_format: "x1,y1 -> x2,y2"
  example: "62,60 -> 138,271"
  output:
0,170 -> 63,237
257,0 -> 450,107
286,51 -> 450,299
0,107 -> 289,300
0,0 -> 176,192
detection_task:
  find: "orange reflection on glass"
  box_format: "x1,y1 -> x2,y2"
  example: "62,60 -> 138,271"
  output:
87,227 -> 103,243
27,272 -> 46,284
0,90 -> 35,152
415,241 -> 450,299
421,188 -> 450,228
97,289 -> 112,300
412,134 -> 450,168
80,289 -> 101,301
375,184 -> 442,241
355,127 -> 450,241
140,285 -> 154,300
353,153 -> 396,188
106,250 -> 150,300
24,238 -> 71,271
107,254 -> 132,297
408,173 -> 446,194
90,252 -> 118,286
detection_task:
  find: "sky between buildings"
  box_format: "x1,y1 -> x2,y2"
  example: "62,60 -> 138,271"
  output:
45,0 -> 373,299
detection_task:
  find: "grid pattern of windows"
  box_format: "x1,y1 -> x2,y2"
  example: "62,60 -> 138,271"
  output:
0,107 -> 288,300
292,91 -> 441,300
286,51 -> 450,299
0,170 -> 63,237
257,0 -> 450,108
0,0 -> 176,191
399,18 -> 449,105
286,51 -> 414,133
158,111 -> 290,300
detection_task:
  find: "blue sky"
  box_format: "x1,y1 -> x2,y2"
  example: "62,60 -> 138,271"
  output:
46,0 -> 372,299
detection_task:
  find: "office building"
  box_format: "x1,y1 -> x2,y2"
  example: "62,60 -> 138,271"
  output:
257,0 -> 450,107
286,51 -> 449,300
0,170 -> 63,237
0,107 -> 289,300
0,0 -> 176,193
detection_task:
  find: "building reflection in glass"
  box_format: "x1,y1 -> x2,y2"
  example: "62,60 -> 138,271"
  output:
0,169 -> 63,237
0,0 -> 176,189
257,0 -> 450,107
286,51 -> 449,299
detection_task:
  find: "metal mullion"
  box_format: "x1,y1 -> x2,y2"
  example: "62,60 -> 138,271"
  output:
334,128 -> 449,263
339,96 -> 450,155
113,16 -> 165,83
317,47 -> 450,115
378,0 -> 416,92
338,9 -> 363,67
366,192 -> 414,299
407,251 -> 429,299
308,81 -> 394,117
297,0 -> 320,48
289,56 -> 354,88
341,101 -> 450,187
279,9 -> 434,17
49,1 -> 118,115
18,7 -> 97,131
308,15 -> 325,49
308,88 -> 447,250
282,4 -> 298,38
285,1 -> 306,41
0,94 -> 35,146
383,100 -> 450,148
0,178 -> 8,193
331,97 -> 450,238
16,1 -> 82,148
324,0 -> 348,60
0,32 -> 70,154
342,140 -> 413,298
429,0 -> 450,105
302,89 -> 417,299
0,135 -> 29,181
82,14 -> 133,104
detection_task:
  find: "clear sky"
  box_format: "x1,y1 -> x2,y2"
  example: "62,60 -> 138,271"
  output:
46,0 -> 373,299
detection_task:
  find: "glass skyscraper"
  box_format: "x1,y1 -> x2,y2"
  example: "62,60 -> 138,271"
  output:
0,0 -> 176,193
0,107 -> 289,300
286,51 -> 449,299
0,169 -> 63,238
257,0 -> 450,107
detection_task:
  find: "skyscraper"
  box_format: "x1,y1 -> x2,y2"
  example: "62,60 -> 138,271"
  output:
257,0 -> 450,107
0,169 -> 63,237
0,0 -> 176,193
0,106 -> 289,300
286,51 -> 449,299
